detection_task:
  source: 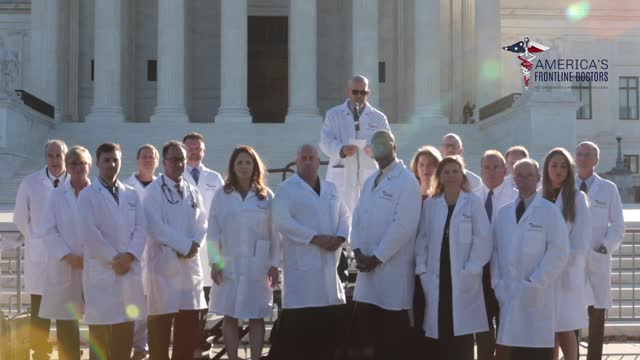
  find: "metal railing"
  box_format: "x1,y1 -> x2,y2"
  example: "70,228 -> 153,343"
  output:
0,230 -> 24,314
267,160 -> 330,182
608,228 -> 640,322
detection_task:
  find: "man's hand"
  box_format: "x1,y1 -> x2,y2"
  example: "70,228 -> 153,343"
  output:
311,235 -> 343,252
62,254 -> 83,270
112,252 -> 135,276
211,267 -> 223,286
180,242 -> 200,259
268,266 -> 279,289
340,145 -> 359,158
354,250 -> 382,272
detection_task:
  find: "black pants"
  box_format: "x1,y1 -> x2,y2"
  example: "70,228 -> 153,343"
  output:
148,310 -> 201,360
429,333 -> 474,360
56,319 -> 81,360
509,346 -> 553,360
30,294 -> 52,357
411,276 -> 430,357
587,306 -> 605,360
88,321 -> 134,360
270,305 -> 346,360
476,264 -> 499,360
347,302 -> 411,360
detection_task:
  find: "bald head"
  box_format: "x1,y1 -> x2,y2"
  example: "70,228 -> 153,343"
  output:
513,158 -> 540,198
296,144 -> 320,181
440,133 -> 463,156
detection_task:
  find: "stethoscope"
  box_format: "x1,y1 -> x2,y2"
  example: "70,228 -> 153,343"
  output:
160,175 -> 198,209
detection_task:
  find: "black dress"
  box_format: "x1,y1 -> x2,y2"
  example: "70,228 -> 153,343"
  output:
437,204 -> 474,360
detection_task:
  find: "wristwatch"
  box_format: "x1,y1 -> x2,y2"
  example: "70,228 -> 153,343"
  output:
595,244 -> 608,254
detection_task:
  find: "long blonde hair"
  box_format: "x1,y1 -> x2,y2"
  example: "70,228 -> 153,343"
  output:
431,155 -> 470,197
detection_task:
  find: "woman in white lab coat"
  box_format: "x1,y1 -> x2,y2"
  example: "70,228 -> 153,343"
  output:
542,148 -> 591,360
416,155 -> 492,360
39,146 -> 92,360
208,146 -> 280,360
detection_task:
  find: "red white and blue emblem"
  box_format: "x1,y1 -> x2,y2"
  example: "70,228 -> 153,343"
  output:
502,37 -> 550,89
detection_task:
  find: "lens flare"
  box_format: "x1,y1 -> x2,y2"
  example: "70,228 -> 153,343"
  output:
481,60 -> 502,81
126,304 -> 140,320
566,1 -> 590,22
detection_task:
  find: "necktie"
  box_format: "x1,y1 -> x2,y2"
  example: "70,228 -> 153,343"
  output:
109,186 -> 119,205
191,168 -> 200,185
175,184 -> 184,199
374,170 -> 383,188
485,190 -> 494,222
53,179 -> 60,188
516,200 -> 526,223
580,181 -> 588,194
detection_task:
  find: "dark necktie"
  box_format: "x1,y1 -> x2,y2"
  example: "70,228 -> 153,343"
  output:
53,178 -> 60,188
485,190 -> 494,222
373,170 -> 383,188
516,200 -> 526,223
191,168 -> 200,185
175,184 -> 184,200
580,181 -> 588,194
109,186 -> 119,205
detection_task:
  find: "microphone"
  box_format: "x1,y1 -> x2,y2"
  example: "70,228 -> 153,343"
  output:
353,102 -> 361,132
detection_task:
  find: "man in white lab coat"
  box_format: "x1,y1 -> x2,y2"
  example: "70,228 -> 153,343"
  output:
77,143 -> 147,360
439,133 -> 483,193
123,144 -> 159,360
503,145 -> 529,191
575,141 -> 625,360
491,159 -> 569,360
476,150 -> 518,360
143,141 -> 208,360
350,130 -> 422,359
319,74 -> 390,213
271,144 -> 351,360
14,139 -> 68,359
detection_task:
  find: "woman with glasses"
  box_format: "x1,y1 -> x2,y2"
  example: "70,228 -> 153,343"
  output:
208,146 -> 280,360
541,148 -> 591,360
39,146 -> 92,360
415,155 -> 492,360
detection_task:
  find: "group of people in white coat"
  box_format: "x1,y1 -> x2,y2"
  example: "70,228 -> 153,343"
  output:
13,74 -> 624,360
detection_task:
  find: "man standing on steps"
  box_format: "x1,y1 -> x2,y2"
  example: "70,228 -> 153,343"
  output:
14,139 -> 69,360
182,132 -> 224,351
575,141 -> 625,360
319,74 -> 390,214
439,133 -> 483,193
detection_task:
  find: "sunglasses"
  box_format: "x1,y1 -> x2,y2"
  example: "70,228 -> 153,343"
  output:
351,89 -> 369,96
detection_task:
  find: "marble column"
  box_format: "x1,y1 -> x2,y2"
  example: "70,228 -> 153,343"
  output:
150,0 -> 189,123
475,0 -> 501,110
85,0 -> 126,123
28,0 -> 58,114
215,0 -> 251,122
411,0 -> 446,124
352,0 -> 379,107
286,0 -> 320,122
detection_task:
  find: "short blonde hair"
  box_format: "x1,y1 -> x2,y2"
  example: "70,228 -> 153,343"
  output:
65,146 -> 92,167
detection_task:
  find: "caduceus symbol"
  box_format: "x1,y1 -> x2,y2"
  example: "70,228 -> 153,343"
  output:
502,37 -> 550,89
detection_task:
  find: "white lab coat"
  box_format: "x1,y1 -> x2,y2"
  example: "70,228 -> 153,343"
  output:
491,193 -> 570,348
581,174 -> 625,309
39,182 -> 85,320
208,188 -> 279,318
552,190 -> 591,331
319,100 -> 390,213
13,168 -> 69,295
351,160 -> 421,310
416,191 -> 492,338
184,164 -> 224,287
142,176 -> 208,315
77,179 -> 147,325
475,181 -> 519,221
466,170 -> 483,193
273,175 -> 351,309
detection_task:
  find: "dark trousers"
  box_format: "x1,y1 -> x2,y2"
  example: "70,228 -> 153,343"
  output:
430,333 -> 474,360
271,305 -> 346,360
148,310 -> 201,360
587,306 -> 606,360
477,264 -> 499,360
88,321 -> 134,360
56,319 -> 81,360
509,346 -> 553,360
411,276 -> 430,357
348,302 -> 411,360
30,294 -> 52,357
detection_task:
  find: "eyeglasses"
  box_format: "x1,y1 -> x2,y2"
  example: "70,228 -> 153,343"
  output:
68,161 -> 89,168
165,157 -> 186,164
351,89 -> 369,96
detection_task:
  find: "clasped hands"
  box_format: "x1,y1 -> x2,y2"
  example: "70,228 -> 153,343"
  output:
354,249 -> 382,272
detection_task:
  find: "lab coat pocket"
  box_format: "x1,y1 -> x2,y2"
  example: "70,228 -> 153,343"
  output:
459,270 -> 481,295
295,245 -> 316,270
250,240 -> 271,280
49,259 -> 73,288
159,246 -> 180,278
563,256 -> 586,290
519,281 -> 543,308
523,230 -> 545,255
587,249 -> 610,273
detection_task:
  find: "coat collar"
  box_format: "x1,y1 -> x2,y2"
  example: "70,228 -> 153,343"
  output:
518,192 -> 543,225
341,99 -> 373,118
291,174 -> 323,198
370,159 -> 405,193
435,190 -> 471,218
